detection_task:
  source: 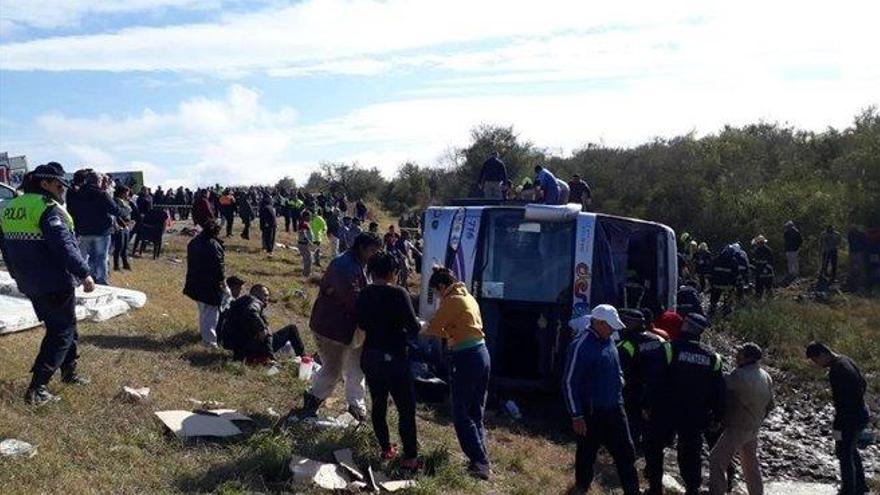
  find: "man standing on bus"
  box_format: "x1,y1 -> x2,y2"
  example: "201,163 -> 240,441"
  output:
534,165 -> 561,205
478,152 -> 508,199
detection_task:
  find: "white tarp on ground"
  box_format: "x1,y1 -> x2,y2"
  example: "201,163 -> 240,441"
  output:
0,270 -> 147,335
0,295 -> 40,334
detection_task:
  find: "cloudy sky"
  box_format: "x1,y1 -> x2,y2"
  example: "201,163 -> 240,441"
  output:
0,0 -> 877,187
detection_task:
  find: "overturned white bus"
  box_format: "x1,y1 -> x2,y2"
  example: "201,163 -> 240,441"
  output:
418,202 -> 678,390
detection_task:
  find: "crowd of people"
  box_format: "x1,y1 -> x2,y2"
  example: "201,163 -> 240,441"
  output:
0,159 -> 873,494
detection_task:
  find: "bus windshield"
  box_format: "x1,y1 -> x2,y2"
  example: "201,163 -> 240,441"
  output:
477,209 -> 575,304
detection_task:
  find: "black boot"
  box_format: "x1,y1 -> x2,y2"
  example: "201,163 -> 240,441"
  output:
61,368 -> 91,386
301,391 -> 322,418
25,385 -> 61,406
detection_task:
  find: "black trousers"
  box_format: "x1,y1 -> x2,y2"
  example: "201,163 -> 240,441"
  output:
284,211 -> 293,232
822,250 -> 839,280
645,419 -> 705,495
28,289 -> 79,386
112,229 -> 130,269
361,349 -> 418,459
575,407 -> 640,495
837,425 -> 867,494
241,220 -> 251,239
224,213 -> 235,237
261,227 -> 276,253
623,392 -> 645,449
237,325 -> 305,361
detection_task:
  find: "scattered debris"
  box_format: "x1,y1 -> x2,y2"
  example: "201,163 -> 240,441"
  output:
0,439 -> 37,458
154,410 -> 247,438
187,398 -> 225,409
195,409 -> 254,422
285,411 -> 360,430
266,407 -> 280,417
119,386 -> 151,402
266,364 -> 281,376
365,465 -> 380,493
333,448 -> 364,481
166,258 -> 183,264
381,480 -> 416,492
346,481 -> 369,492
289,455 -> 350,490
275,242 -> 288,249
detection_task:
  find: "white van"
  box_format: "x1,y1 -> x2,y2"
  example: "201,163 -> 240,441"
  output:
0,182 -> 16,207
418,202 -> 678,389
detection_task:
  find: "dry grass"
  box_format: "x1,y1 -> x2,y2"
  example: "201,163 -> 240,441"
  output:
0,224 -> 593,495
5,217 -> 873,494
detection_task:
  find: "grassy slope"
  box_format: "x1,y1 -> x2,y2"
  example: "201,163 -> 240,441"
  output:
0,222 -> 587,495
1,212 -> 877,494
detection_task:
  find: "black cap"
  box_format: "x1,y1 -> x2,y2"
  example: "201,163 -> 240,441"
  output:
619,308 -> 645,323
226,275 -> 246,287
32,162 -> 69,187
684,313 -> 711,334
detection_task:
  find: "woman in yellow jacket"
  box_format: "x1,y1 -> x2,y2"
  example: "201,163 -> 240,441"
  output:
424,268 -> 491,480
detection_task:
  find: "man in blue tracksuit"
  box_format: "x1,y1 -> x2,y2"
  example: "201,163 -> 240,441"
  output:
0,163 -> 96,406
563,304 -> 640,495
534,165 -> 561,205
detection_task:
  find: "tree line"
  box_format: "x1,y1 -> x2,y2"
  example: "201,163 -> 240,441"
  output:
294,108 -> 880,267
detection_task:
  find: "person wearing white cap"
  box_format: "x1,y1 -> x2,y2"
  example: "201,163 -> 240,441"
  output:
562,304 -> 640,495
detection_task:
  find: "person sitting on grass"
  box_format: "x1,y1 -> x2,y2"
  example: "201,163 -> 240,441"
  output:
356,252 -> 422,472
220,284 -> 305,364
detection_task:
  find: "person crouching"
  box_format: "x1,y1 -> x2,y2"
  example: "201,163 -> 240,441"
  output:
222,284 -> 305,364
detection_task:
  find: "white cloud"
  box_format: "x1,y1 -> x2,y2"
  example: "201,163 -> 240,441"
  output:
32,84 -> 302,186
0,0 -> 226,31
0,0 -> 691,72
67,144 -> 117,169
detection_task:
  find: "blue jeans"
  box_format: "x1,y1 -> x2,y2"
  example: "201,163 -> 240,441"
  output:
451,343 -> 491,465
79,234 -> 111,284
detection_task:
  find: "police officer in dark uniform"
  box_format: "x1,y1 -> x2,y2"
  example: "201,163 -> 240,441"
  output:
0,163 -> 96,406
616,308 -> 668,449
676,280 -> 704,317
644,313 -> 725,495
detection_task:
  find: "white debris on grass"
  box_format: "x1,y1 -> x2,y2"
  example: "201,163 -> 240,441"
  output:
380,480 -> 417,492
0,439 -> 37,458
154,410 -> 246,438
119,386 -> 151,402
333,448 -> 364,481
289,455 -> 350,490
0,271 -> 146,334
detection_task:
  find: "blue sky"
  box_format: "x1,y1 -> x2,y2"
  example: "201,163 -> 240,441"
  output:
1,0 -> 878,187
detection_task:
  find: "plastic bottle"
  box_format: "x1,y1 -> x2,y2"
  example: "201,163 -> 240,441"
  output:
298,355 -> 314,381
